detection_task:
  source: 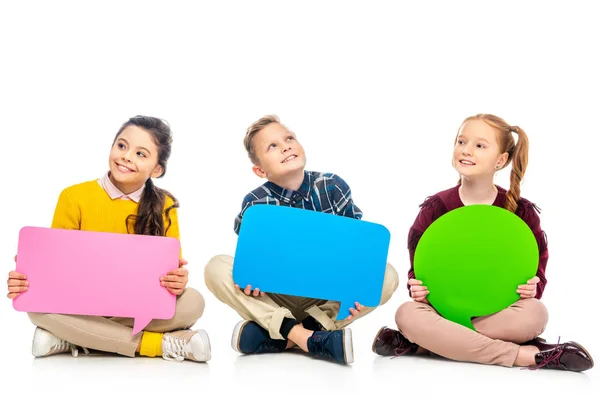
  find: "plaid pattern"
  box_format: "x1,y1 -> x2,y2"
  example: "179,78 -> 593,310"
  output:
234,171 -> 362,234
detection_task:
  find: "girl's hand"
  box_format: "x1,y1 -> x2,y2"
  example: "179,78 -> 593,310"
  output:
517,276 -> 539,299
160,258 -> 189,295
409,278 -> 430,304
7,255 -> 28,299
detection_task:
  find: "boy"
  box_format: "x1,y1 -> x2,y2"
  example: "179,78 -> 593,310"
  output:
204,115 -> 398,364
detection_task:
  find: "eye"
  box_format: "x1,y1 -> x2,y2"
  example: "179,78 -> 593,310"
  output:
286,136 -> 295,141
457,139 -> 465,145
137,151 -> 146,157
118,143 -> 126,149
476,144 -> 486,149
268,143 -> 277,150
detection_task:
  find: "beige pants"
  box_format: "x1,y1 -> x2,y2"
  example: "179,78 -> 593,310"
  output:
205,254 -> 399,340
28,288 -> 205,357
395,298 -> 549,367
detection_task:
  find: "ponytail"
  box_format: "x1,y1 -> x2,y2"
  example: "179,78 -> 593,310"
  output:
127,179 -> 179,236
504,126 -> 529,213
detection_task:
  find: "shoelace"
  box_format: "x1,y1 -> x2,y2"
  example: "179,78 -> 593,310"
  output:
53,340 -> 89,357
162,335 -> 188,362
527,336 -> 562,370
392,345 -> 414,358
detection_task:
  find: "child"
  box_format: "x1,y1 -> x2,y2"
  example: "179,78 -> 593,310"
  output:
204,115 -> 399,365
6,116 -> 210,362
372,114 -> 593,372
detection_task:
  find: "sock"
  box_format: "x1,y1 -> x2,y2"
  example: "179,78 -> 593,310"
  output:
139,331 -> 163,357
279,317 -> 298,339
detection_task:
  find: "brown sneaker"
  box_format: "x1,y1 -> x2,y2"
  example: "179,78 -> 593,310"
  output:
162,329 -> 211,362
529,338 -> 594,372
372,326 -> 418,357
32,327 -> 80,357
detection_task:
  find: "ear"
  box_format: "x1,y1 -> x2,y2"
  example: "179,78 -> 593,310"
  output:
496,152 -> 509,169
151,164 -> 164,178
252,164 -> 267,179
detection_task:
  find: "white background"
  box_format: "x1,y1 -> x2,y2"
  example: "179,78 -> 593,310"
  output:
1,1 -> 598,398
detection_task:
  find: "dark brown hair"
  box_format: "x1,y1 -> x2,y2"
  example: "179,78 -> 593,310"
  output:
112,115 -> 179,236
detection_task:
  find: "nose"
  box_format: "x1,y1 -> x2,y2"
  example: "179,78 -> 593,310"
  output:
121,151 -> 133,163
461,145 -> 473,156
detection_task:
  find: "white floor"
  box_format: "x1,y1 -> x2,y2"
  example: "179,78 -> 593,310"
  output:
4,297 -> 597,400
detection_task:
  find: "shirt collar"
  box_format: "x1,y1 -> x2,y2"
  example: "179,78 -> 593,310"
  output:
264,171 -> 312,202
98,172 -> 144,203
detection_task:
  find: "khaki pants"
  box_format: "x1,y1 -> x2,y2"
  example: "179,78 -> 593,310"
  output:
204,254 -> 399,340
28,288 -> 205,357
395,298 -> 549,367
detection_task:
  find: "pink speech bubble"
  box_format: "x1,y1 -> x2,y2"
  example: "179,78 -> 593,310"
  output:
13,227 -> 179,335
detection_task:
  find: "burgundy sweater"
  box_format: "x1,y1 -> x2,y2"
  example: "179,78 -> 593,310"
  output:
407,185 -> 548,299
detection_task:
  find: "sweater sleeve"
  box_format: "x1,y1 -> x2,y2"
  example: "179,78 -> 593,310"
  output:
163,196 -> 182,258
406,195 -> 447,295
51,188 -> 81,230
516,200 -> 548,299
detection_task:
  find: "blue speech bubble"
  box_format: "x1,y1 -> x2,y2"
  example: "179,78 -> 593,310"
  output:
233,205 -> 390,319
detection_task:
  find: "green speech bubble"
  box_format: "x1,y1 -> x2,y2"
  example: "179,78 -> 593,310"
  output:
414,205 -> 538,330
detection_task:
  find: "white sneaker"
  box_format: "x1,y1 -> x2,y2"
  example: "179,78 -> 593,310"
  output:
32,327 -> 80,357
162,329 -> 211,362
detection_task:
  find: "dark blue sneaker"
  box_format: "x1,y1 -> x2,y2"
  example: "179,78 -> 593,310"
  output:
231,320 -> 287,354
307,328 -> 353,364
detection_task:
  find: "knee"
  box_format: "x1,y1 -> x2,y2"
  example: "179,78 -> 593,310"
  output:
395,301 -> 419,329
522,298 -> 549,332
204,254 -> 234,292
379,263 -> 399,305
28,312 -> 47,327
178,288 -> 206,324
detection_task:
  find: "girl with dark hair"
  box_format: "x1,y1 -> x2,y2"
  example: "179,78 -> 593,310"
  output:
7,116 -> 210,362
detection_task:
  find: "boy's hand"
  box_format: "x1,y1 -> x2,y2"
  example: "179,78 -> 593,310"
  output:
517,276 -> 539,299
346,302 -> 364,320
160,259 -> 189,296
409,278 -> 430,304
234,284 -> 266,297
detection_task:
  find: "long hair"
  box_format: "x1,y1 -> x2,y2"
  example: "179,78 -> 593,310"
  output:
112,115 -> 179,236
456,114 -> 529,213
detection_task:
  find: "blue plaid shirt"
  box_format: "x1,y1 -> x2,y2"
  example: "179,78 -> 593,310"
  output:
234,170 -> 362,235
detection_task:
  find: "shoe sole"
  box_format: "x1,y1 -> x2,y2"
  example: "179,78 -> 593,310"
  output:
231,320 -> 250,353
32,327 -> 45,357
569,341 -> 595,369
371,326 -> 387,355
343,328 -> 354,364
195,329 -> 212,362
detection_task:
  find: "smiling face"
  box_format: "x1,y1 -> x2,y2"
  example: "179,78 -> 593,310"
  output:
108,125 -> 163,194
453,119 -> 508,179
251,122 -> 307,180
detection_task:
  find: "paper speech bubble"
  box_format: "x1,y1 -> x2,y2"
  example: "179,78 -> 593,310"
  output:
414,205 -> 538,330
13,227 -> 179,335
233,205 -> 390,319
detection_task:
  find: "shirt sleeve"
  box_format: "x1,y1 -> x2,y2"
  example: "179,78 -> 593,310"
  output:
233,198 -> 250,236
516,201 -> 548,299
406,195 -> 447,296
51,188 -> 81,230
332,175 -> 363,220
234,195 -> 277,235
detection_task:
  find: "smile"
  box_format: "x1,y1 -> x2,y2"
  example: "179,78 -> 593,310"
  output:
460,160 -> 475,166
282,155 -> 297,163
116,163 -> 135,173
